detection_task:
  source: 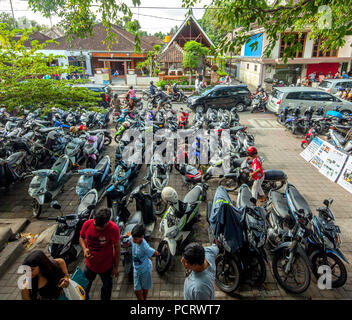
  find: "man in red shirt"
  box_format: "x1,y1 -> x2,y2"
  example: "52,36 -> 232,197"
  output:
79,208 -> 121,300
247,146 -> 266,202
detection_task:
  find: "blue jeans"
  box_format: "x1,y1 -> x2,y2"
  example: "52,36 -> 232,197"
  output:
84,265 -> 113,301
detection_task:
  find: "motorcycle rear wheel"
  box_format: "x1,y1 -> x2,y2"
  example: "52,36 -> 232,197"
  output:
215,255 -> 242,293
310,251 -> 347,288
218,177 -> 238,192
156,240 -> 173,274
272,249 -> 311,294
104,136 -> 112,146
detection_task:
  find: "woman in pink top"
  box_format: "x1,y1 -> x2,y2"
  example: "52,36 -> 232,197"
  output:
126,86 -> 137,101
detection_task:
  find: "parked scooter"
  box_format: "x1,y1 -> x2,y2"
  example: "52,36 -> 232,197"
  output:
47,190 -> 98,265
76,155 -> 112,201
28,155 -> 72,218
156,183 -> 208,274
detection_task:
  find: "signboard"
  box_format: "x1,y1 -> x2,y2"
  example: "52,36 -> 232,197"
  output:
300,137 -> 323,162
337,156 -> 352,193
318,147 -> 348,182
310,141 -> 332,170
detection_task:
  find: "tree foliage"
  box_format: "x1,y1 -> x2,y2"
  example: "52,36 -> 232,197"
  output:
0,25 -> 101,113
0,13 -> 46,31
29,0 -> 352,62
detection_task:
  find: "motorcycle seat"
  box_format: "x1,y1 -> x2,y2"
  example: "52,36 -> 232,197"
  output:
183,185 -> 202,204
263,169 -> 287,181
94,156 -> 110,175
38,127 -> 59,133
87,130 -> 108,135
232,157 -> 246,168
230,126 -> 245,133
286,184 -> 311,217
122,211 -> 143,236
184,165 -> 200,177
237,184 -> 254,208
34,120 -> 51,125
270,191 -> 291,220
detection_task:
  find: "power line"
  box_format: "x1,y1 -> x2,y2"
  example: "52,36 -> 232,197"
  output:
130,12 -> 184,22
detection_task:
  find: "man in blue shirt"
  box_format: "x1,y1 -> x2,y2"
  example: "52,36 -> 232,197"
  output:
129,224 -> 159,300
181,242 -> 219,300
342,71 -> 349,79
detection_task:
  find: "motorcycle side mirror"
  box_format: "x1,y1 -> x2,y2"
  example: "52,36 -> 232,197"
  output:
50,200 -> 61,210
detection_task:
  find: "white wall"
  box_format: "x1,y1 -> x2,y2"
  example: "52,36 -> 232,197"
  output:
239,61 -> 262,87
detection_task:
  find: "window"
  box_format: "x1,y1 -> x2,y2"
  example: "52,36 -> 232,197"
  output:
254,65 -> 258,72
279,33 -> 307,58
286,92 -> 302,99
228,87 -> 250,95
247,64 -> 249,69
312,37 -> 338,57
212,89 -> 227,97
300,92 -> 314,100
315,92 -> 335,102
319,80 -> 332,89
272,89 -> 283,100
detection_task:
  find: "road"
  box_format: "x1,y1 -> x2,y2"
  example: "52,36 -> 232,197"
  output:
0,106 -> 352,300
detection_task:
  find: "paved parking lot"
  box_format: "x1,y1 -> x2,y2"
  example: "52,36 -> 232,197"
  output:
0,107 -> 352,300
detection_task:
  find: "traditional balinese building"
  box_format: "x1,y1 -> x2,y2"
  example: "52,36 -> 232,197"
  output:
42,23 -> 155,84
158,14 -> 214,80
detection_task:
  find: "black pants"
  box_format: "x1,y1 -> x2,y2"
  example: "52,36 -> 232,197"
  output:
84,265 -> 113,300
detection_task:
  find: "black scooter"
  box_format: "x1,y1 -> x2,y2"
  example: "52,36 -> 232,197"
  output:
47,189 -> 98,267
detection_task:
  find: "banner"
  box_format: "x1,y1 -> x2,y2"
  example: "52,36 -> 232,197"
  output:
337,156 -> 352,193
309,141 -> 332,170
319,147 -> 348,182
300,137 -> 323,162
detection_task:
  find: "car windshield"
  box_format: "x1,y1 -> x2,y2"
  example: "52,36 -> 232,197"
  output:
199,87 -> 214,96
319,81 -> 332,89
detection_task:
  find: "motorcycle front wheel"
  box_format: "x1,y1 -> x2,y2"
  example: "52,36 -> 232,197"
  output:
310,251 -> 347,288
156,240 -> 173,274
272,248 -> 311,294
104,136 -> 112,146
32,199 -> 43,218
218,177 -> 238,192
215,254 -> 242,293
153,198 -> 167,216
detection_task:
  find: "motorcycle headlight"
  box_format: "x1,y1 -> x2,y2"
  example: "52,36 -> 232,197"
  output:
166,228 -> 178,239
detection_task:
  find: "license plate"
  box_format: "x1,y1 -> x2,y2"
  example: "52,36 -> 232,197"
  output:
51,235 -> 68,245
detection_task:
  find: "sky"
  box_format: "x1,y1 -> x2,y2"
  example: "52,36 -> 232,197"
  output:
0,0 -> 212,34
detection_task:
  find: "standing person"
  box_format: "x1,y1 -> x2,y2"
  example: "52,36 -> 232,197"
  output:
342,71 -> 349,79
318,72 -> 325,83
247,146 -> 265,202
110,93 -> 121,113
126,85 -> 137,101
21,250 -> 70,300
182,243 -> 219,300
334,71 -> 341,79
296,75 -> 301,87
128,224 -> 159,300
150,81 -> 157,96
79,208 -> 121,301
225,74 -> 232,85
308,71 -> 317,82
195,77 -> 200,93
327,71 -> 333,79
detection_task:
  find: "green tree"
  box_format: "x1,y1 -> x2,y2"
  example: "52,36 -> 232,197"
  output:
182,41 -> 210,84
27,1 -> 352,61
0,13 -> 46,31
0,24 -> 101,114
198,7 -> 229,47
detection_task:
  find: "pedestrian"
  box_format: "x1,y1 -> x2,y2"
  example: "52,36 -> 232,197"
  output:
296,75 -> 301,87
342,71 -> 349,79
334,71 -> 341,79
128,224 -> 159,300
225,74 -> 232,84
195,77 -> 200,93
110,93 -> 121,113
126,85 -> 137,102
182,242 -> 219,300
327,71 -> 333,79
21,250 -> 70,300
318,72 -> 325,83
247,146 -> 265,202
79,208 -> 121,300
308,71 -> 317,82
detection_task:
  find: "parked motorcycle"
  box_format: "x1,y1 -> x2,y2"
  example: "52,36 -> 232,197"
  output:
156,183 -> 208,274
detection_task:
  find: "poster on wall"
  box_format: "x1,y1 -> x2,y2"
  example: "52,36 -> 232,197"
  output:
337,156 -> 352,194
300,137 -> 324,162
309,141 -> 334,170
319,147 -> 348,182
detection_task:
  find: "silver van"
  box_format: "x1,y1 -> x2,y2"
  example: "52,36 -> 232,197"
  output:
267,87 -> 352,115
318,79 -> 352,94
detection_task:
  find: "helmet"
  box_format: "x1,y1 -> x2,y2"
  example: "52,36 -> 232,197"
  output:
247,146 -> 258,156
259,88 -> 264,92
279,80 -> 284,84
257,84 -> 262,88
161,186 -> 178,204
150,81 -> 154,85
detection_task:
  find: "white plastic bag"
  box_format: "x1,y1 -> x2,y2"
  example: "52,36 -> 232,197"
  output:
63,279 -> 86,300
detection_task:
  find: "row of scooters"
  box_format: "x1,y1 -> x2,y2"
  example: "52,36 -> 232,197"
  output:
277,105 -> 352,153
0,107 -> 113,217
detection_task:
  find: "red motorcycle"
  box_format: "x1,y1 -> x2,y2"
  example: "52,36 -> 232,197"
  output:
178,108 -> 189,129
301,128 -> 316,149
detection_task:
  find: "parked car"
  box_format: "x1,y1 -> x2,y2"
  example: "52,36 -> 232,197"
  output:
72,84 -> 112,108
318,79 -> 352,94
187,85 -> 252,112
267,87 -> 352,115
